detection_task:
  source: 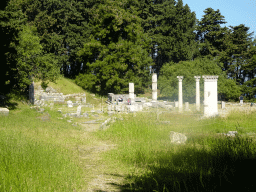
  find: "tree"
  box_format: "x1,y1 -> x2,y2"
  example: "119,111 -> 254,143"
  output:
76,0 -> 153,94
220,25 -> 254,82
24,0 -> 93,77
9,25 -> 60,91
0,0 -> 60,94
196,8 -> 228,58
151,0 -> 197,73
0,0 -> 28,94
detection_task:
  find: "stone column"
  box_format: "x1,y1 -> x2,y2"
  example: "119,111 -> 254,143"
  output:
194,76 -> 201,111
29,81 -> 35,105
129,83 -> 134,104
152,73 -> 157,102
177,76 -> 183,112
202,76 -> 218,117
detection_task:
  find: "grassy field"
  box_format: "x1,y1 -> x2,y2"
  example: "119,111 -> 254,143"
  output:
0,103 -> 97,191
94,111 -> 256,191
2,77 -> 256,191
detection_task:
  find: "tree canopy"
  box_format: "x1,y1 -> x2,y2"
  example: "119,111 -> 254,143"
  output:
0,0 -> 255,101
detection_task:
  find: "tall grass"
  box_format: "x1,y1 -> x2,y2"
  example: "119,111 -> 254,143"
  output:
0,104 -> 89,191
94,111 -> 256,191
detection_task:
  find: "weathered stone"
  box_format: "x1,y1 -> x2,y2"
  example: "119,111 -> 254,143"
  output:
221,101 -> 225,109
108,111 -> 115,116
101,118 -> 112,129
164,105 -> 173,109
0,108 -> 9,116
170,131 -> 187,144
143,102 -> 152,107
67,100 -> 73,108
83,113 -> 89,118
77,105 -> 82,116
39,108 -> 45,113
82,97 -> 86,104
227,131 -> 238,137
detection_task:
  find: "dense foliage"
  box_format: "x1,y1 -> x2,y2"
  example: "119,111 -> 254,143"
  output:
0,0 -> 255,100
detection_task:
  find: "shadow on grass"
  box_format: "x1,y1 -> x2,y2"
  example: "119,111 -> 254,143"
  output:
110,136 -> 256,192
0,96 -> 18,110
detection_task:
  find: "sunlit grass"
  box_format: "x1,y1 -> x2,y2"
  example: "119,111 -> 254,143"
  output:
0,104 -> 93,191
94,110 -> 256,191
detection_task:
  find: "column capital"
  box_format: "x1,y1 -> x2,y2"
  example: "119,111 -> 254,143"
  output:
177,76 -> 183,81
194,76 -> 201,81
202,75 -> 218,82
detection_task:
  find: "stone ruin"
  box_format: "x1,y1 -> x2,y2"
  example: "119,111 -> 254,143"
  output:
26,74 -> 255,118
107,74 -> 175,114
30,85 -> 90,118
107,74 -> 221,118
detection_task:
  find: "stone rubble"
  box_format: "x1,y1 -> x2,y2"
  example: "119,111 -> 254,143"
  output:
170,131 -> 187,144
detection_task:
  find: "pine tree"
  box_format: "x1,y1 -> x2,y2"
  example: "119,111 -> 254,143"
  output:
152,0 -> 197,73
76,0 -> 153,94
196,8 -> 228,58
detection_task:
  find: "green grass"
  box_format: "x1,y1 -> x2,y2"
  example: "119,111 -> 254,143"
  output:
40,77 -> 85,95
0,103 -> 93,191
94,111 -> 256,191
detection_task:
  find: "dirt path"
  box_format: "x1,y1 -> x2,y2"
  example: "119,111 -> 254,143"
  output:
79,124 -> 124,192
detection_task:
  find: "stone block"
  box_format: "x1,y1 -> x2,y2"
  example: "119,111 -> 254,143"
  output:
77,105 -> 82,116
67,100 -> 73,107
164,105 -> 173,109
221,101 -> 225,109
82,97 -> 86,104
0,108 -> 9,116
170,131 -> 187,144
83,113 -> 89,118
143,102 -> 152,107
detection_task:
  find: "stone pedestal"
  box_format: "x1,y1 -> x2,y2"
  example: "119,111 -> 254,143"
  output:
203,76 -> 218,117
152,73 -> 157,101
129,83 -> 134,104
194,76 -> 201,111
177,76 -> 183,112
221,101 -> 225,109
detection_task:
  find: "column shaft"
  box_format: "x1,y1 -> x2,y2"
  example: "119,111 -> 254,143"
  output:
194,76 -> 201,111
177,76 -> 183,112
152,73 -> 157,101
